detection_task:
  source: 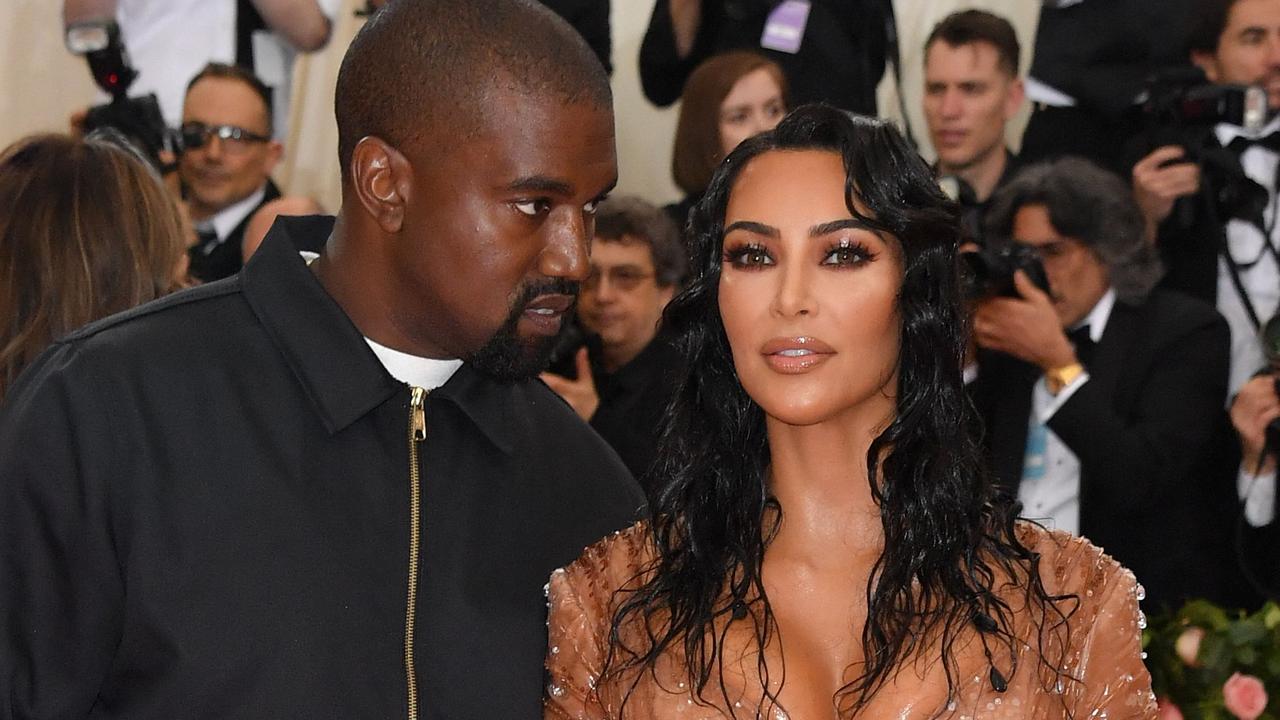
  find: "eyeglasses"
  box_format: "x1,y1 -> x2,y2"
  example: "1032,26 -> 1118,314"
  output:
180,122 -> 271,153
583,266 -> 655,292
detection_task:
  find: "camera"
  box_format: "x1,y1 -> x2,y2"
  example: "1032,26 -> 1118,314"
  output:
65,19 -> 177,171
960,244 -> 1052,302
1140,68 -> 1271,226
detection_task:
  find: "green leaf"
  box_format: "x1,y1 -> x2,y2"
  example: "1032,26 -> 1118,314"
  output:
1261,603 -> 1280,630
1229,618 -> 1269,646
1181,600 -> 1231,631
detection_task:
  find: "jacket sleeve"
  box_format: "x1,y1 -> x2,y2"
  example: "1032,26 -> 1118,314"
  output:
1046,305 -> 1230,516
0,346 -> 124,719
638,0 -> 709,107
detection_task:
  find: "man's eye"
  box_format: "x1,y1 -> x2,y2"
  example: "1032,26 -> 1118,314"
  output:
514,200 -> 546,216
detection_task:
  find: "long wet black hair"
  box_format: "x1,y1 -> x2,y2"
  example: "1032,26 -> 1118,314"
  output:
603,105 -> 1072,717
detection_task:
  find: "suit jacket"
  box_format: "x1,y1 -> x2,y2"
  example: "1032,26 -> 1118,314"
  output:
537,0 -> 611,74
971,289 -> 1232,609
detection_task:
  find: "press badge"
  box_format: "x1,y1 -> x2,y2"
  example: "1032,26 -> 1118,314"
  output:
760,0 -> 811,55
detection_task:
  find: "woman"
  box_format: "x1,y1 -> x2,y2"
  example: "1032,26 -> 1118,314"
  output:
0,131 -> 188,399
666,51 -> 788,227
545,106 -> 1156,719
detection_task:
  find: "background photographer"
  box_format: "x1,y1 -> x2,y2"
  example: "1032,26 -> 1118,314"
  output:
63,0 -> 340,139
969,157 -> 1234,610
1130,0 -> 1280,397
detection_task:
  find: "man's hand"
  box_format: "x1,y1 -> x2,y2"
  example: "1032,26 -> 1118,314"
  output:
1132,145 -> 1200,241
973,270 -> 1077,371
540,347 -> 599,422
1230,375 -> 1280,475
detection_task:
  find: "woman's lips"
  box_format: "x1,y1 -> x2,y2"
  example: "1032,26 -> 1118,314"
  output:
760,336 -> 835,374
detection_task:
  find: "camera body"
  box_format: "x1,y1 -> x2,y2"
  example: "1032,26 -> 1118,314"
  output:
960,244 -> 1052,302
1140,68 -> 1271,226
66,20 -> 177,170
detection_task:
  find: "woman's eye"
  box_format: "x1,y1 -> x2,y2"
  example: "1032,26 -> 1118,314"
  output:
822,242 -> 870,266
725,245 -> 773,267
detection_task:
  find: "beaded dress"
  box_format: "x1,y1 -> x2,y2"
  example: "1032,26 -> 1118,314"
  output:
545,522 -> 1158,719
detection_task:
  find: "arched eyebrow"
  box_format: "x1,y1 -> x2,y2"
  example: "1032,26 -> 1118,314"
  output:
809,218 -> 874,236
724,218 -> 875,239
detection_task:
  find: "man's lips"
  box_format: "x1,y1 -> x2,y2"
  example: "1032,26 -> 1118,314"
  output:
760,336 -> 835,373
520,294 -> 575,336
935,129 -> 968,146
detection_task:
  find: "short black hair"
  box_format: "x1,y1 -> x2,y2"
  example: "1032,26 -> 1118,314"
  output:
1188,0 -> 1238,55
925,9 -> 1021,76
593,196 -> 686,288
185,62 -> 274,133
334,0 -> 613,183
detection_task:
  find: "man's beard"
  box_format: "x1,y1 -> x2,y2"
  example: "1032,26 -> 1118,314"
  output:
467,278 -> 579,383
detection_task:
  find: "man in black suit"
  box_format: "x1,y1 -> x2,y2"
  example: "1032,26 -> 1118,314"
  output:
179,62 -> 289,282
970,157 -> 1232,610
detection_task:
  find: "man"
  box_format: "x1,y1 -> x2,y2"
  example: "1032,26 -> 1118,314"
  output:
638,0 -> 894,114
970,158 -> 1232,610
180,62 -> 293,282
922,9 -> 1024,245
0,1 -> 644,717
542,196 -> 685,487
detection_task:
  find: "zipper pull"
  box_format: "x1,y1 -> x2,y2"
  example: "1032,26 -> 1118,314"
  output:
410,386 -> 427,441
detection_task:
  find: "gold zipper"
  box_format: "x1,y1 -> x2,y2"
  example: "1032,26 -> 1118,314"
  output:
405,386 -> 427,720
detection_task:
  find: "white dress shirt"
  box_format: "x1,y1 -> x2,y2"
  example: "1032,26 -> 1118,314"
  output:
1215,118 -> 1280,525
1018,289 -> 1115,535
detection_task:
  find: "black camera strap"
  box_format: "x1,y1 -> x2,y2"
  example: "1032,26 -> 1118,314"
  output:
1220,150 -> 1280,331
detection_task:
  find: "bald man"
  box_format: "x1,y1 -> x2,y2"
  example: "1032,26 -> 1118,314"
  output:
0,1 -> 644,717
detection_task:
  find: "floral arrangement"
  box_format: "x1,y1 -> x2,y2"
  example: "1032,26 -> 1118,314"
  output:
1143,600 -> 1280,720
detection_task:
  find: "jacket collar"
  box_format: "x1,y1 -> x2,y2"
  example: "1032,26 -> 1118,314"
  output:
241,216 -> 516,453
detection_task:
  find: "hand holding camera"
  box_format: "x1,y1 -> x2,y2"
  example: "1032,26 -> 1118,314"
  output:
972,270 -> 1077,372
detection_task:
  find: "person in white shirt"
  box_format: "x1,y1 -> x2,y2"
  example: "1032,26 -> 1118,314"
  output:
1130,0 -> 1280,537
63,0 -> 340,138
970,157 -> 1234,610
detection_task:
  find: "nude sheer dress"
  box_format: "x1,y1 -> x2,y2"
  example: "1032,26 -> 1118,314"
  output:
545,522 -> 1158,719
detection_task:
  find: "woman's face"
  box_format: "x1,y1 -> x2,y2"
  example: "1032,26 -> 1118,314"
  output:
718,149 -> 902,428
718,68 -> 786,157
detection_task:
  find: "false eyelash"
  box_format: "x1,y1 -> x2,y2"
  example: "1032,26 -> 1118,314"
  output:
822,237 -> 876,265
722,243 -> 771,266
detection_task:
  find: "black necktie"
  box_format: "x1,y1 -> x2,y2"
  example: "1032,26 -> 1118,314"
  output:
195,226 -> 220,256
1068,325 -> 1095,367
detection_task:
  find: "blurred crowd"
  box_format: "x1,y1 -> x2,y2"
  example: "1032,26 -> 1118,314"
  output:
2,0 -> 1278,616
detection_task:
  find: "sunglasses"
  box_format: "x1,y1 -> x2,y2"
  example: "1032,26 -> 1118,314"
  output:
180,122 -> 271,152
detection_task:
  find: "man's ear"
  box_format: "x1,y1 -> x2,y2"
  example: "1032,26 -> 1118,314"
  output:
1003,77 -> 1025,121
1191,51 -> 1221,83
350,136 -> 412,233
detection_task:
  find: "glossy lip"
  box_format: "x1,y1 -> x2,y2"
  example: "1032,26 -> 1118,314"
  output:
760,336 -> 835,374
520,293 -> 575,337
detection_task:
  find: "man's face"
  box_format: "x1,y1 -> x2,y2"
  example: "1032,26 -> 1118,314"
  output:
922,40 -> 1023,172
390,92 -> 617,381
1195,0 -> 1280,111
180,76 -> 281,220
578,237 -> 675,368
1012,204 -> 1110,328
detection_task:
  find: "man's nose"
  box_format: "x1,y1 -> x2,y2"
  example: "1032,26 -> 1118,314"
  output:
538,207 -> 590,281
940,89 -> 963,117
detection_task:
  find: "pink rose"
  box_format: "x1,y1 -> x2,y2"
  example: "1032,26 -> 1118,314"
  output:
1157,697 -> 1185,720
1222,672 -> 1268,720
1174,627 -> 1205,667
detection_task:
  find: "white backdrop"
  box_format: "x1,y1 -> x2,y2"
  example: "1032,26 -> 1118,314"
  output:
1,0 -> 1040,211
